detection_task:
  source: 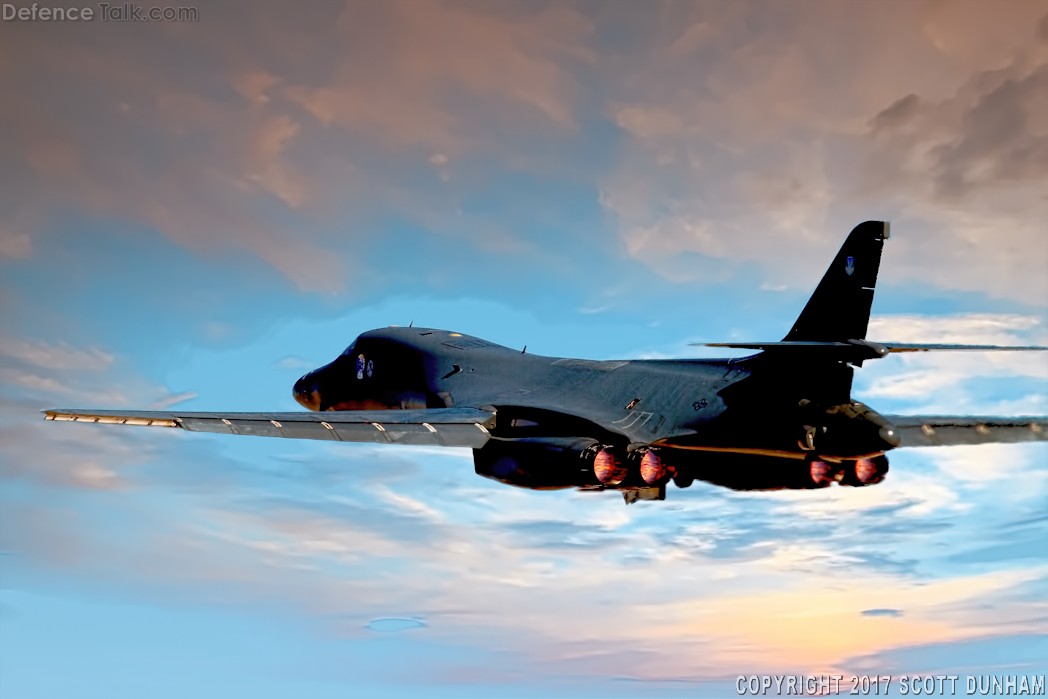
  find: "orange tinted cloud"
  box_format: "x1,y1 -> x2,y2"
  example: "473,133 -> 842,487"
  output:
283,0 -> 589,153
600,0 -> 1048,303
3,1 -> 1043,300
0,1 -> 598,293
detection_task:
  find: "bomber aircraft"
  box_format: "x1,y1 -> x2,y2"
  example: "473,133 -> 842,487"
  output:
46,221 -> 1047,503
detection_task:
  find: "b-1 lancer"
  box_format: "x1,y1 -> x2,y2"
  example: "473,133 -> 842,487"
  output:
46,221 -> 1047,503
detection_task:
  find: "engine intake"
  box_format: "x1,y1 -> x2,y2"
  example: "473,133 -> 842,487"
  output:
796,401 -> 899,458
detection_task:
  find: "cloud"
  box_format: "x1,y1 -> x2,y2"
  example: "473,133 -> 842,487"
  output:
282,0 -> 590,153
0,334 -> 211,420
6,1 -> 1041,306
4,423 -> 1047,681
274,356 -> 315,371
0,228 -> 31,259
861,608 -> 904,618
856,50 -> 1048,303
0,369 -> 73,395
0,334 -> 211,493
0,338 -> 114,371
598,2 -> 1048,303
865,40 -> 1048,201
371,485 -> 446,524
241,114 -> 308,209
0,504 -> 92,568
0,406 -> 139,491
230,70 -> 280,106
577,304 -> 614,314
0,368 -> 132,408
366,617 -> 427,633
1,8 -> 345,293
929,444 -> 1047,488
0,0 -> 606,298
844,632 -> 1048,676
647,565 -> 1048,674
857,313 -> 1048,414
150,390 -> 199,409
867,313 -> 1046,344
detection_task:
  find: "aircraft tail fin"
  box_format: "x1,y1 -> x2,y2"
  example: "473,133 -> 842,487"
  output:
781,220 -> 890,342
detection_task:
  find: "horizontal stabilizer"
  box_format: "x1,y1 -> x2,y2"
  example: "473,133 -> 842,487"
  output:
43,407 -> 496,448
870,342 -> 1048,353
692,339 -> 1047,362
885,415 -> 1047,448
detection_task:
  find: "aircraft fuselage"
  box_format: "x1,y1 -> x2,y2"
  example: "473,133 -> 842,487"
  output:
292,326 -> 897,494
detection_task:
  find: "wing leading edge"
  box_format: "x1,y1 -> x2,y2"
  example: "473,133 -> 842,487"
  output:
885,416 -> 1047,448
43,407 -> 496,448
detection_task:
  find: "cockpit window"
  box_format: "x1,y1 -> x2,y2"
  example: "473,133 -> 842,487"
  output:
342,341 -> 375,379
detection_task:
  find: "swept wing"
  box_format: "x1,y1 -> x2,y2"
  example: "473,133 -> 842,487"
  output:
43,407 -> 496,448
884,415 -> 1047,448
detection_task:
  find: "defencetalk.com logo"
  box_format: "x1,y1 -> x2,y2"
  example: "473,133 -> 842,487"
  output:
2,2 -> 199,22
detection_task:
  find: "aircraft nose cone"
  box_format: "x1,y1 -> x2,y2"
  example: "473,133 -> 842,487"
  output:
293,373 -> 322,411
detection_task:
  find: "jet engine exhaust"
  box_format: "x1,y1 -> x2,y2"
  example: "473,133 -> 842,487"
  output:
809,459 -> 834,487
593,448 -> 627,485
854,457 -> 883,484
639,450 -> 668,485
836,455 -> 889,486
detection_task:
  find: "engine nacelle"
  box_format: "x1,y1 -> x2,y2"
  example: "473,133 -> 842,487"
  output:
473,437 -> 600,490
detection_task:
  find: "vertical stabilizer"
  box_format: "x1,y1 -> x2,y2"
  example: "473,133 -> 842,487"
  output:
782,221 -> 889,342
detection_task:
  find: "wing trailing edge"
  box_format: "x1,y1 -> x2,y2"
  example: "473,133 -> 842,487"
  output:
43,407 -> 497,448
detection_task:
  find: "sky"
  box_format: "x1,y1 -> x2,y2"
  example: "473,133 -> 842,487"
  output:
1,1 -> 1047,697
